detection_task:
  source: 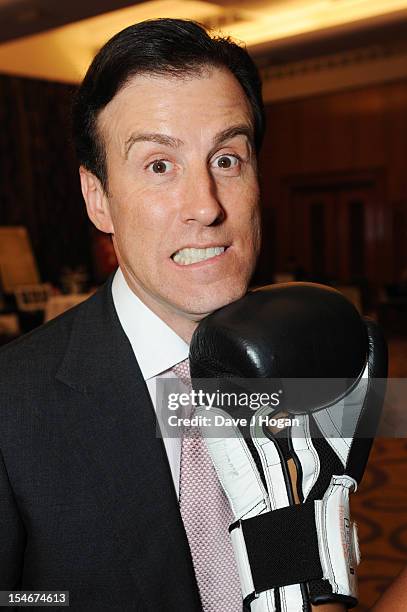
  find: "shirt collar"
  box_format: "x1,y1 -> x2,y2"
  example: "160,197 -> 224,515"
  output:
111,268 -> 189,381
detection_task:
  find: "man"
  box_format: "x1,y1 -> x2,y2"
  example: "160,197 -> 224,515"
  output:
0,18 -> 360,611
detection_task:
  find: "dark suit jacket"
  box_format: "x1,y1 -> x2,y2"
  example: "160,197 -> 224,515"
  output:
0,278 -> 202,611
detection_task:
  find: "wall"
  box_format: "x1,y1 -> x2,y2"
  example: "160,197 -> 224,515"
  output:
257,78 -> 407,289
1,73 -> 407,290
0,74 -> 91,285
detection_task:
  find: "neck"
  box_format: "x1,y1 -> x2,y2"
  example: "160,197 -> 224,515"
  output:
119,266 -> 200,343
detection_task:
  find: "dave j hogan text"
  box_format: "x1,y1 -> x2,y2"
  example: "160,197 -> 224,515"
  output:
167,413 -> 299,429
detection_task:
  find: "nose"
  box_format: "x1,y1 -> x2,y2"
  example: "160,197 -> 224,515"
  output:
180,166 -> 225,226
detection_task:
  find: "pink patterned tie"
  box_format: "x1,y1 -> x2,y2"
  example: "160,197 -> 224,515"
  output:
173,359 -> 243,612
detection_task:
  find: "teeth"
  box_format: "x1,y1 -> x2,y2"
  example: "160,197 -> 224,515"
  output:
173,246 -> 225,265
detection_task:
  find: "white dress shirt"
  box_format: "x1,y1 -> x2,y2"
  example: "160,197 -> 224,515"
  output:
111,268 -> 189,497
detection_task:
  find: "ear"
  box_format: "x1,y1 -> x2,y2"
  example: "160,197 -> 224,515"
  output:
79,166 -> 114,234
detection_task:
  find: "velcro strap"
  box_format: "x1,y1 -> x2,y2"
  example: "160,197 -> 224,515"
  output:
239,502 -> 323,593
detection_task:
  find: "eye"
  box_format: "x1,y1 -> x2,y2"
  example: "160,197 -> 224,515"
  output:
147,159 -> 174,174
212,154 -> 241,170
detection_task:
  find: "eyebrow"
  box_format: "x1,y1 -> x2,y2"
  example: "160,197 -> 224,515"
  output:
124,123 -> 254,159
124,133 -> 183,158
211,124 -> 254,153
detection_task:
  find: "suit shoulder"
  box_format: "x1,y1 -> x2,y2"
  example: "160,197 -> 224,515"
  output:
0,292 -> 99,378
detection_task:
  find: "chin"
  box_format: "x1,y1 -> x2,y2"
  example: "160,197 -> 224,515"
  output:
182,284 -> 249,318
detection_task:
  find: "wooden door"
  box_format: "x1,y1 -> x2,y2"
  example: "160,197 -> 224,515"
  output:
286,176 -> 383,287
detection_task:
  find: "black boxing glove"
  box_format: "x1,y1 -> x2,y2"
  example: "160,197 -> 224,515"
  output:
189,283 -> 388,612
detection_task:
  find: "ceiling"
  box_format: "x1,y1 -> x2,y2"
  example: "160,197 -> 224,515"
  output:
0,0 -> 145,43
0,0 -> 406,83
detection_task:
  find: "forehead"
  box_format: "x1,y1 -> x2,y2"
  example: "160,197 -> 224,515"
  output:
97,67 -> 253,149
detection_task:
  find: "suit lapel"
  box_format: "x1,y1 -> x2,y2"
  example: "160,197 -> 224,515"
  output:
56,279 -> 201,610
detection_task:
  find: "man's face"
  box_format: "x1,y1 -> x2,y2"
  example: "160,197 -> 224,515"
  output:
83,67 -> 261,338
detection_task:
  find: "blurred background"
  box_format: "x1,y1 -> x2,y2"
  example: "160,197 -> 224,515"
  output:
0,1 -> 406,609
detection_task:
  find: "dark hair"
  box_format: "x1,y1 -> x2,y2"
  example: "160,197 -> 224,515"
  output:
72,18 -> 265,191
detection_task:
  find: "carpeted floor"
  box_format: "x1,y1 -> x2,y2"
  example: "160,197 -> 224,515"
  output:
351,336 -> 407,610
